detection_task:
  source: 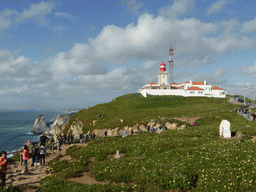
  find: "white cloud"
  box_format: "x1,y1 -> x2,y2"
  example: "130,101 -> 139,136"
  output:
207,0 -> 227,15
241,17 -> 256,33
0,85 -> 29,95
17,1 -> 57,21
158,0 -> 194,19
122,0 -> 145,16
54,12 -> 76,21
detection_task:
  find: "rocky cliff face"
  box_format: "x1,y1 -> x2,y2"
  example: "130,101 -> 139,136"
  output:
51,112 -> 77,128
31,115 -> 51,134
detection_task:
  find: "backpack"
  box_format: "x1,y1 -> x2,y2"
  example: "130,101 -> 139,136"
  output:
40,147 -> 45,155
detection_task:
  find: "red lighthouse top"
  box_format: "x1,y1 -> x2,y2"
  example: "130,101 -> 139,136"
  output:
160,61 -> 166,72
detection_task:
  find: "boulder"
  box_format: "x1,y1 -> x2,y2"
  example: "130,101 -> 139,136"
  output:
31,115 -> 51,134
165,122 -> 177,130
93,129 -> 106,137
177,124 -> 187,130
235,131 -> 245,139
139,125 -> 146,131
111,127 -> 120,136
147,122 -> 155,127
69,121 -> 84,137
51,112 -> 77,128
93,120 -> 97,126
25,140 -> 31,146
156,122 -> 162,128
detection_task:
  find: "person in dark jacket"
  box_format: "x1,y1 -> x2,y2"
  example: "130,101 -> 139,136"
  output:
40,134 -> 47,146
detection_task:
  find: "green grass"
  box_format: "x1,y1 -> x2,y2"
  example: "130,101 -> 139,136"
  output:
63,93 -> 240,134
27,93 -> 256,191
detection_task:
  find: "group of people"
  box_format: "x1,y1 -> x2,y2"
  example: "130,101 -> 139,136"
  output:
147,125 -> 167,133
0,134 -> 48,187
84,132 -> 96,143
56,134 -> 74,151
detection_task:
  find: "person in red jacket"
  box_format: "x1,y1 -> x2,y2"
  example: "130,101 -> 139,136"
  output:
22,145 -> 30,172
0,151 -> 9,187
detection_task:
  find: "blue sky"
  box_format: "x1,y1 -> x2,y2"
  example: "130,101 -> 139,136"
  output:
0,0 -> 256,110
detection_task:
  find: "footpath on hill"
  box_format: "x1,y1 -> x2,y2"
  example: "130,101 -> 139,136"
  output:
6,142 -> 102,189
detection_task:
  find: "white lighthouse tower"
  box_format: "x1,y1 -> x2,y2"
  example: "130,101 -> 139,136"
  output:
158,61 -> 169,86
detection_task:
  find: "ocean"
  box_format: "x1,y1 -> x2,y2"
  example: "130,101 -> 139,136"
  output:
0,110 -> 68,154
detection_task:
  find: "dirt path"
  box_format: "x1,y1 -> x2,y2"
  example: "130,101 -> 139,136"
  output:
5,142 -> 105,188
6,144 -> 74,187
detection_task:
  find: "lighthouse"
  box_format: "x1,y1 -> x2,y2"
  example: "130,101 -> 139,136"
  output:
158,61 -> 169,86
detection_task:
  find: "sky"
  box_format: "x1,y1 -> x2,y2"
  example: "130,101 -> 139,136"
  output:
0,0 -> 256,110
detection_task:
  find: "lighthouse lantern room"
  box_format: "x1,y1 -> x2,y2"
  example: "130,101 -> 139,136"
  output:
158,61 -> 169,85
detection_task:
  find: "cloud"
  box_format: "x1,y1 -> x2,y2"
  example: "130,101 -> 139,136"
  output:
17,1 -> 57,21
122,0 -> 145,16
0,1 -> 60,30
241,17 -> 256,33
54,12 -> 76,21
236,61 -> 256,78
158,0 -> 194,19
207,0 -> 227,15
52,24 -> 68,32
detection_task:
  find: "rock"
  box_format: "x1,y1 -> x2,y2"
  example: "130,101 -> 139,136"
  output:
147,122 -> 155,127
178,124 -> 187,130
114,150 -> 121,159
93,120 -> 97,126
69,121 -> 84,137
219,119 -> 231,138
111,127 -> 119,136
51,112 -> 77,128
246,125 -> 251,128
139,125 -> 146,131
94,129 -> 107,137
25,140 -> 32,146
156,122 -> 162,128
165,122 -> 177,130
107,129 -> 113,136
31,115 -> 51,134
235,131 -> 245,139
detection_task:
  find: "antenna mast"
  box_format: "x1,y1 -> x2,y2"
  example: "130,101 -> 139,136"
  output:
168,47 -> 174,84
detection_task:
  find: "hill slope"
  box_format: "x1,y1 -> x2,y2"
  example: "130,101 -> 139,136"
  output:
63,93 -> 241,134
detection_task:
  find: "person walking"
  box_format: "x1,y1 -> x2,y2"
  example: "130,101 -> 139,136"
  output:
39,144 -> 46,166
93,132 -> 96,140
70,134 -> 74,143
0,151 -> 9,187
22,145 -> 30,172
85,133 -> 88,143
50,137 -> 54,151
79,134 -> 83,143
35,142 -> 40,165
30,142 -> 36,167
40,134 -> 47,146
104,131 -> 107,137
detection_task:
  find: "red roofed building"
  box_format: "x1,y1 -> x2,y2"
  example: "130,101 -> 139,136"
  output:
138,61 -> 226,98
212,86 -> 224,90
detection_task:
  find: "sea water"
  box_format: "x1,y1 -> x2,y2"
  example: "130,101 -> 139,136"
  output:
0,109 -> 68,154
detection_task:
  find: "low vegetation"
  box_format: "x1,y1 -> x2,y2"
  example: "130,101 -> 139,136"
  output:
5,93 -> 256,191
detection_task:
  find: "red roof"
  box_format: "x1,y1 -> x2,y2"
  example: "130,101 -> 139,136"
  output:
183,81 -> 208,85
212,86 -> 224,90
171,82 -> 179,85
185,86 -> 205,91
149,82 -> 157,85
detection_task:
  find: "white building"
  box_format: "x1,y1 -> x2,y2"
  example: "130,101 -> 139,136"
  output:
138,61 -> 226,98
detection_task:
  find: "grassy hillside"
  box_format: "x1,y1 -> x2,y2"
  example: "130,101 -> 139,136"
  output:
10,93 -> 256,191
64,93 -> 241,134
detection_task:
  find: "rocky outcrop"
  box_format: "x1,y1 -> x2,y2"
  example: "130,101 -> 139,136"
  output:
51,112 -> 77,128
67,121 -> 84,137
165,122 -> 178,130
31,115 -> 51,134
